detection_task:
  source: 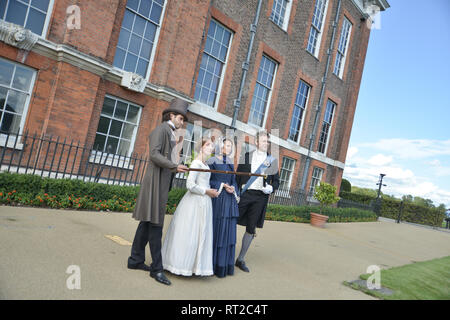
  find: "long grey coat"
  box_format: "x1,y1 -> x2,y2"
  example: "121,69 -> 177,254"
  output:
133,122 -> 178,225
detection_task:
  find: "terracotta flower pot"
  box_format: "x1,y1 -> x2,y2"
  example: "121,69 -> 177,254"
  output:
310,212 -> 329,228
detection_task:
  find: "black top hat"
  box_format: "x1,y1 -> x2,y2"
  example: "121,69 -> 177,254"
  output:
162,98 -> 189,121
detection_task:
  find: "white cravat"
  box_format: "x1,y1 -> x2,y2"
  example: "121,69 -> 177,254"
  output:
248,149 -> 267,191
167,120 -> 176,141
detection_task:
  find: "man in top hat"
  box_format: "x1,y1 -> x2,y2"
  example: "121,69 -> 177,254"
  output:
127,98 -> 189,286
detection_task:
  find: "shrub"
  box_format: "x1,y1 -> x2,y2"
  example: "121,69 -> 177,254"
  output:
339,190 -> 445,227
339,191 -> 376,205
266,204 -> 377,223
339,178 -> 351,195
314,182 -> 340,214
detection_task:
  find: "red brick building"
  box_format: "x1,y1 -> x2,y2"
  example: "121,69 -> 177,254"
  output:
0,0 -> 389,198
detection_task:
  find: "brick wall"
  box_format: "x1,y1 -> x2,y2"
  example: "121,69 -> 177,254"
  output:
0,0 -> 374,193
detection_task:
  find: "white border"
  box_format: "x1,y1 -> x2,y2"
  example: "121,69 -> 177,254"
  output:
312,0 -> 329,58
96,94 -> 143,158
144,0 -> 168,82
0,56 -> 37,142
200,19 -> 234,111
288,80 -> 311,144
247,55 -> 278,129
336,17 -> 352,79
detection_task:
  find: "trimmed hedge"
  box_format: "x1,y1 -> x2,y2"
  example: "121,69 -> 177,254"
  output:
380,197 -> 445,227
0,172 -> 139,201
339,191 -> 375,205
266,204 -> 377,223
339,190 -> 446,227
0,172 -> 138,212
0,173 -> 377,223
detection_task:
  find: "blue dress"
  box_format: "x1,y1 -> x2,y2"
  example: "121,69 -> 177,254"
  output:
207,156 -> 240,278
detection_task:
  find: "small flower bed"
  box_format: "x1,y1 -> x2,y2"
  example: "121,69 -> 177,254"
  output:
0,190 -> 135,212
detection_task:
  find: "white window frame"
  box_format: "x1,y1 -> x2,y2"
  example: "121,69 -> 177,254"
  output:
318,99 -> 336,155
90,95 -> 142,166
175,122 -> 206,179
269,0 -> 294,31
309,167 -> 324,196
1,0 -> 55,38
194,19 -> 233,111
276,156 -> 296,197
248,55 -> 278,129
0,57 -> 37,148
334,17 -> 352,78
112,0 -> 167,81
306,0 -> 329,58
288,80 -> 311,144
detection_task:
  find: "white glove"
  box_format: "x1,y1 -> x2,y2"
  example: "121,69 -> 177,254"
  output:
262,184 -> 273,195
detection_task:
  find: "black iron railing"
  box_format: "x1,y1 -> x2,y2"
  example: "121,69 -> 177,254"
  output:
0,129 -> 149,186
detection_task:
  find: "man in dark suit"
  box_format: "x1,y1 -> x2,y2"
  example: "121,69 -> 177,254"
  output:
235,130 -> 279,272
128,98 -> 189,286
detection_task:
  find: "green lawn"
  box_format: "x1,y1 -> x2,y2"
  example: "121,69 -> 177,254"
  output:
345,256 -> 450,300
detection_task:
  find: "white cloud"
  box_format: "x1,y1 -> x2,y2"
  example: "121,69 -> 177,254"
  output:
344,139 -> 450,207
360,138 -> 450,159
427,159 -> 450,176
346,146 -> 358,161
367,154 -> 393,166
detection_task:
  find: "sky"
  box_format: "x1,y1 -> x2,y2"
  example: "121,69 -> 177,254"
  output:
342,0 -> 450,208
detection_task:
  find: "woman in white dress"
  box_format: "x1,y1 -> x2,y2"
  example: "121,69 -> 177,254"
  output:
161,137 -> 219,276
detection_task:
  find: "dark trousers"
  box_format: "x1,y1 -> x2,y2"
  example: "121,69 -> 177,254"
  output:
128,221 -> 163,275
238,190 -> 267,235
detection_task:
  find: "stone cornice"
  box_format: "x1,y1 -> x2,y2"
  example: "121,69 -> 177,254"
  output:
0,20 -> 39,50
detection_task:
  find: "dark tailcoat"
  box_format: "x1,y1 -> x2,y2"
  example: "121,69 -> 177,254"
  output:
132,122 -> 178,225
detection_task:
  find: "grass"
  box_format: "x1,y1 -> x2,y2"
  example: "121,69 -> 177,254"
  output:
344,256 -> 450,300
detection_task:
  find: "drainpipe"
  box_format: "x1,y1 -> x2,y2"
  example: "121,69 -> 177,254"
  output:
230,0 -> 264,130
299,0 -> 342,197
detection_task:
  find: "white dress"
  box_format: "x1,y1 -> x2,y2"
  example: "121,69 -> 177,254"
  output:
161,159 -> 214,276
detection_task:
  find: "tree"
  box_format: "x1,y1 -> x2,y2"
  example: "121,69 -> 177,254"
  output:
351,186 -> 378,198
339,178 -> 351,195
314,182 -> 340,215
437,204 -> 446,214
402,195 -> 413,203
413,196 -> 434,208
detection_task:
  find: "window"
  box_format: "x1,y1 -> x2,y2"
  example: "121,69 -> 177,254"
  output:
0,0 -> 53,37
179,122 -> 205,165
270,0 -> 293,30
288,80 -> 310,143
93,96 -> 142,157
175,122 -> 206,179
248,55 -> 277,127
113,0 -> 165,78
309,167 -> 323,195
317,99 -> 336,154
306,0 -> 328,57
333,17 -> 352,78
279,156 -> 295,192
194,20 -> 232,108
0,58 -> 36,137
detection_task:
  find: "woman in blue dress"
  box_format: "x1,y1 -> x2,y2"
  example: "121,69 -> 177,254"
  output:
207,137 -> 240,278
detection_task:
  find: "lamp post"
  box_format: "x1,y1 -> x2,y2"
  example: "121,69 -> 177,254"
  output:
376,173 -> 386,199
374,173 -> 386,217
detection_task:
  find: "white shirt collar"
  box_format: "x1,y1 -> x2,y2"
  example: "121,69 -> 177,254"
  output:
167,120 -> 176,130
254,148 -> 267,157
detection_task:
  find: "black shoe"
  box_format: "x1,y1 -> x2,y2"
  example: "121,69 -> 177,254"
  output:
150,271 -> 172,286
235,259 -> 250,272
127,262 -> 151,272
